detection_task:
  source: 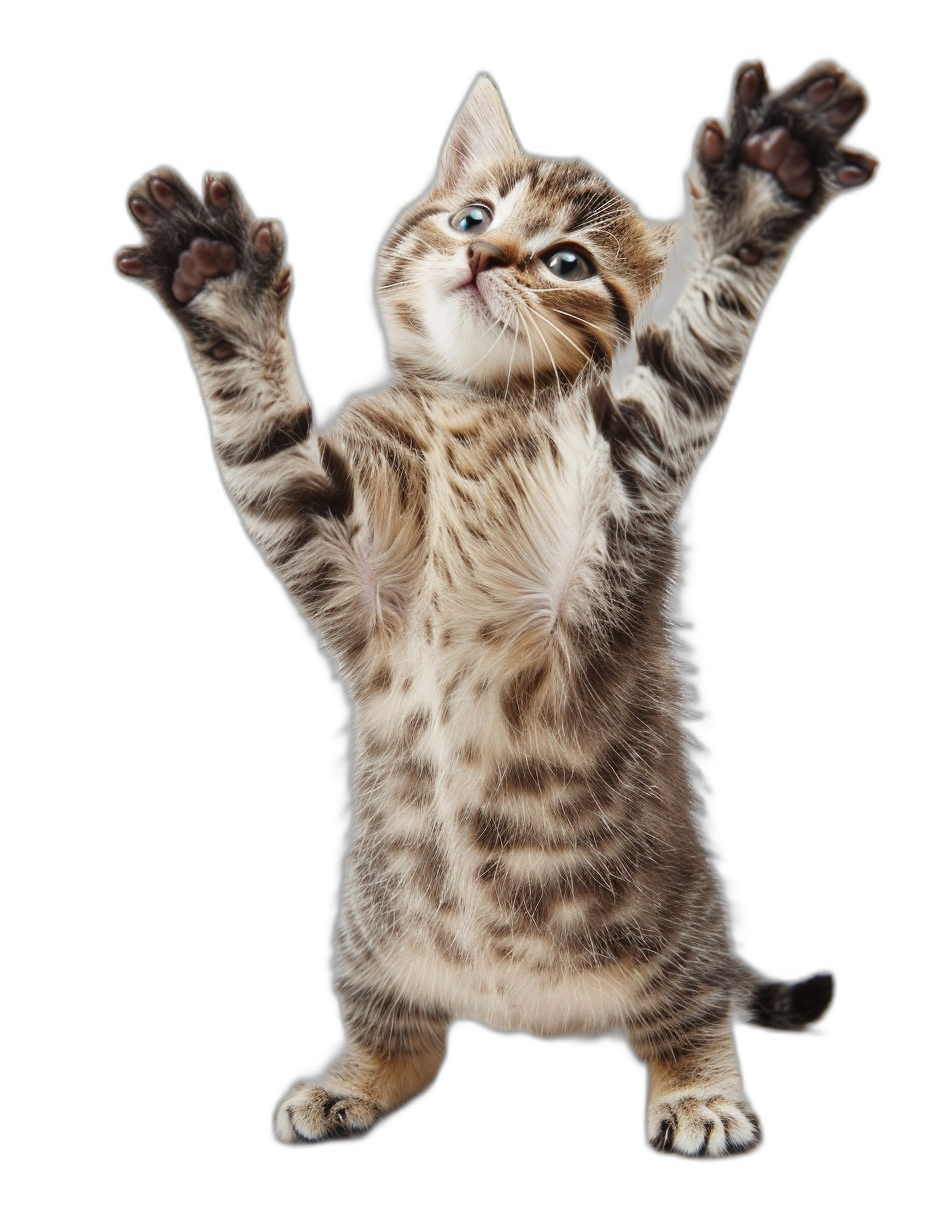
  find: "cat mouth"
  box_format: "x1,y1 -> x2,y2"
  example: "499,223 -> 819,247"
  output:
454,273 -> 486,300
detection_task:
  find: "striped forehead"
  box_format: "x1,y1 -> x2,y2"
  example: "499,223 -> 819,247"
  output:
474,162 -> 626,251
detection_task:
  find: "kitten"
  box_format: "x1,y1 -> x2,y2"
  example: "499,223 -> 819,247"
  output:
117,63 -> 874,1156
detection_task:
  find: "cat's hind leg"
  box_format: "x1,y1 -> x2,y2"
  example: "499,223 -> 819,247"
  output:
274,988 -> 448,1142
642,1022 -> 760,1158
625,979 -> 760,1157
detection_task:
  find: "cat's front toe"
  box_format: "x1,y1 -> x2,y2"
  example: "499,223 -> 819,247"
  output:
648,1093 -> 760,1158
274,1082 -> 381,1143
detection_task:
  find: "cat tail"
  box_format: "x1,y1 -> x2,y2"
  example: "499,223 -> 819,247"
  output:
735,965 -> 835,1030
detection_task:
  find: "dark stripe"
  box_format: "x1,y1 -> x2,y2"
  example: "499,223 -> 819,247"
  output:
217,405 -> 312,467
566,187 -> 620,233
637,326 -> 729,414
247,442 -> 353,571
685,319 -> 737,365
317,440 -> 354,518
382,205 -> 444,255
591,386 -> 666,495
498,759 -> 575,794
500,662 -> 548,732
716,285 -> 753,319
213,384 -> 249,403
601,277 -> 634,344
471,809 -> 523,851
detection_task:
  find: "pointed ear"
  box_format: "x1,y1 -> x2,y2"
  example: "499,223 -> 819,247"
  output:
437,75 -> 523,190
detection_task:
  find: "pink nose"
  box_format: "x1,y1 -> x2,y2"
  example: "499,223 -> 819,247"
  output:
468,241 -> 510,278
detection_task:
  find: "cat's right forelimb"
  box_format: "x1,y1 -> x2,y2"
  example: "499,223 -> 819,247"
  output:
118,170 -> 358,620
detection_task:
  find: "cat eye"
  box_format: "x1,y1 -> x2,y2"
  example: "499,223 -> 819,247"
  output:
542,248 -> 595,281
450,204 -> 493,234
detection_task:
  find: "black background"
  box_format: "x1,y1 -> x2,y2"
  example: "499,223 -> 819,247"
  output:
92,19 -> 882,1207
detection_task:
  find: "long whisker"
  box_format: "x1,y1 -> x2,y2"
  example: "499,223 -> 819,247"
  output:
525,303 -> 539,409
519,301 -> 563,402
521,300 -> 590,364
541,303 -> 603,331
503,311 -> 521,401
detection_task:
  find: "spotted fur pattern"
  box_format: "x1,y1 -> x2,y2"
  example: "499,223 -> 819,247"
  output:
118,62 -> 872,1156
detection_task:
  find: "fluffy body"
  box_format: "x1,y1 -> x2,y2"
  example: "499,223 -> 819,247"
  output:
118,63 -> 874,1156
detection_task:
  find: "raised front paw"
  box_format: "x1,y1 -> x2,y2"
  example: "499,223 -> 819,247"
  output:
648,1091 -> 761,1158
693,62 -> 875,258
274,1081 -> 381,1143
116,169 -> 290,334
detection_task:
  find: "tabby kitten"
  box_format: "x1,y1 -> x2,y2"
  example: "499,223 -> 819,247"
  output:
117,63 -> 874,1156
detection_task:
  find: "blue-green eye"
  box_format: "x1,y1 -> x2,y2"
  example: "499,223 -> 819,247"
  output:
450,204 -> 492,234
543,248 -> 594,281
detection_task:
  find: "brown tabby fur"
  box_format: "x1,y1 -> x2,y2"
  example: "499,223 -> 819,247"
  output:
117,62 -> 875,1155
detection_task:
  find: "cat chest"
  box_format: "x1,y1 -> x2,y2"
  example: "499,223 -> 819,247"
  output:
420,416 -> 616,646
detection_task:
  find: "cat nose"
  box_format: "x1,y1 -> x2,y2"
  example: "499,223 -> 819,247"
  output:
468,241 -> 511,278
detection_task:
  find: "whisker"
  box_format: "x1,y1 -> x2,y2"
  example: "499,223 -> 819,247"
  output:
519,301 -> 563,401
503,311 -> 521,400
521,300 -> 590,364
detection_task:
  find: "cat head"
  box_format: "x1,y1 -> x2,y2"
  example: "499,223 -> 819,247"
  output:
378,75 -> 673,392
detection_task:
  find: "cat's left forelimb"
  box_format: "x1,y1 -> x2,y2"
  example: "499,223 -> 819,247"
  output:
599,62 -> 874,518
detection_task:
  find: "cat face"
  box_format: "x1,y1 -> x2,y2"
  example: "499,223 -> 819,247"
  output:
378,76 -> 672,391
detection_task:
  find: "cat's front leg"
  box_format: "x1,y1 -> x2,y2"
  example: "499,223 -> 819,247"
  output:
117,168 -> 295,378
694,61 -> 875,253
117,172 -> 356,638
600,62 -> 876,513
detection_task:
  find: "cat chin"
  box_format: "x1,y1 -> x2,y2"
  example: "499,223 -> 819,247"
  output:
408,283 -> 536,387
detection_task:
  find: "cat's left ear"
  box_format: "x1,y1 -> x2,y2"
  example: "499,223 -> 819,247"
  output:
437,74 -> 523,190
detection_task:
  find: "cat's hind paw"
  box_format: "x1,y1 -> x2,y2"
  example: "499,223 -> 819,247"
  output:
116,169 -> 289,323
274,1082 -> 381,1143
648,1092 -> 760,1158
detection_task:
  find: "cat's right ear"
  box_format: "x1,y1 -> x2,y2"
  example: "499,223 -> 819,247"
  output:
436,75 -> 523,190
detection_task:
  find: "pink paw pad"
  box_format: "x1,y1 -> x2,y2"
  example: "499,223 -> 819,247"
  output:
742,127 -> 814,200
171,237 -> 238,303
